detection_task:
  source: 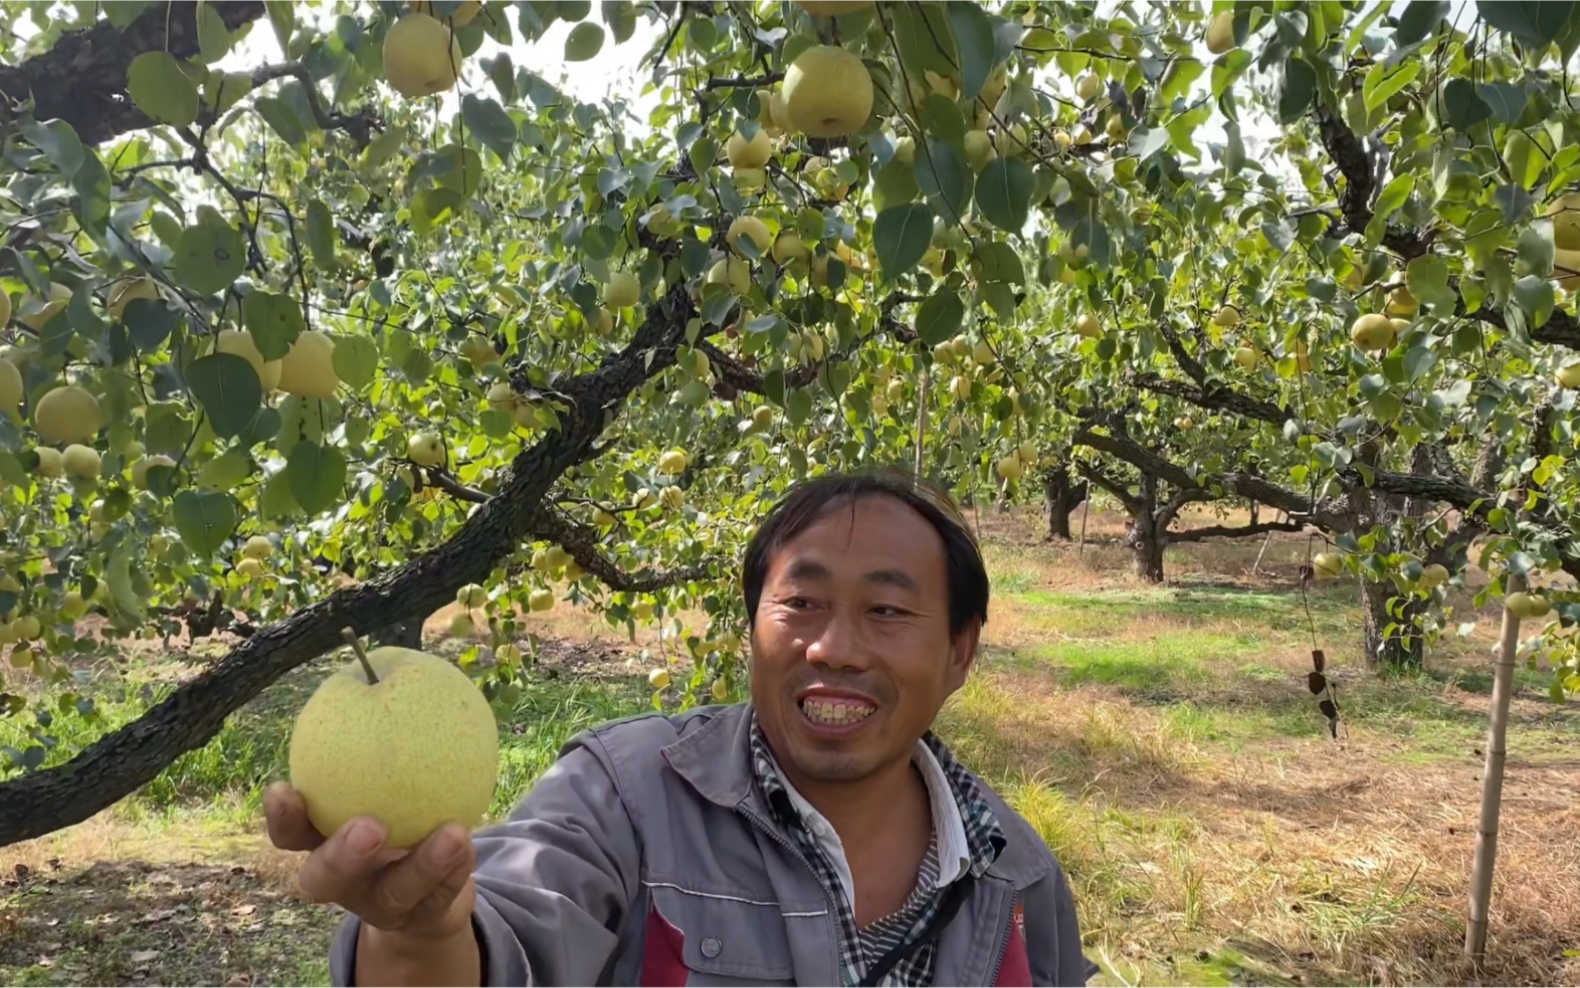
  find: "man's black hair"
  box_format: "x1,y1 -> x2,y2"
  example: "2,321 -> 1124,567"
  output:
741,468 -> 989,637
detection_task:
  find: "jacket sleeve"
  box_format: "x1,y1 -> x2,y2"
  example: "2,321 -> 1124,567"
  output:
1029,858 -> 1099,987
328,738 -> 642,987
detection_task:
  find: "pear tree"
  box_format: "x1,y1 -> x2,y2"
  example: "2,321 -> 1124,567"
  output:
0,0 -> 1578,853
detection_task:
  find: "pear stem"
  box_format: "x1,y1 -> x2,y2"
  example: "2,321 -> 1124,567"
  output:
341,627 -> 379,684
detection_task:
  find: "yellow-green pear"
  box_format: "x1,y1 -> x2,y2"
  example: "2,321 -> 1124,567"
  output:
289,646 -> 498,849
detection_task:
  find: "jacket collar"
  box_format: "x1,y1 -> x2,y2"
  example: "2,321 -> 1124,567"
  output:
660,702 -> 1054,889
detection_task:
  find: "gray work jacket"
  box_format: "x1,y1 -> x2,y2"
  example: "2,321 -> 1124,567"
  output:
329,702 -> 1095,986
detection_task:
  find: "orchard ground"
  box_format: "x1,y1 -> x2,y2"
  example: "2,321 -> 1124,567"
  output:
3,506 -> 1579,987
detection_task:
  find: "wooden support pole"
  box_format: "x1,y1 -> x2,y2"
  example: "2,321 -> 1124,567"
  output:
1465,573 -> 1526,962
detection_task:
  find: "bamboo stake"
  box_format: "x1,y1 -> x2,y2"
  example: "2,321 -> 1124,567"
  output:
1465,573 -> 1526,962
913,375 -> 929,477
1077,497 -> 1090,558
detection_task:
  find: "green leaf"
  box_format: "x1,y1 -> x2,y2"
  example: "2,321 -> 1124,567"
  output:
1440,78 -> 1491,131
947,2 -> 997,101
1513,274 -> 1556,327
920,94 -> 967,147
1278,58 -> 1317,124
461,94 -> 518,162
487,52 -> 517,103
916,291 -> 965,345
242,291 -> 304,359
255,96 -> 308,147
72,151 -> 111,233
172,490 -> 238,557
602,0 -> 636,42
1476,1 -> 1580,46
174,209 -> 247,296
265,0 -> 295,52
127,52 -> 200,127
305,199 -> 336,268
565,22 -> 605,61
890,1 -> 959,80
873,203 -> 934,282
975,158 -> 1035,233
195,1 -> 233,64
123,298 -> 178,351
1363,59 -> 1420,114
332,335 -> 379,392
1373,173 -> 1415,222
914,140 -> 973,224
1396,0 -> 1448,45
287,441 -> 348,516
1476,82 -> 1527,124
198,450 -> 254,491
874,156 -> 922,211
19,118 -> 84,177
1404,255 -> 1455,312
186,353 -> 262,439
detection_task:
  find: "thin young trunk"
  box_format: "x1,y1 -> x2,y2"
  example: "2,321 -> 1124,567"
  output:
1466,574 -> 1525,961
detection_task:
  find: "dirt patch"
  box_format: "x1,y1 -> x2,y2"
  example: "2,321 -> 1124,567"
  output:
0,858 -> 335,986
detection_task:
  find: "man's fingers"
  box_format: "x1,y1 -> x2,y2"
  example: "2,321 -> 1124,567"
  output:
296,816 -> 390,905
361,823 -> 475,928
263,782 -> 326,853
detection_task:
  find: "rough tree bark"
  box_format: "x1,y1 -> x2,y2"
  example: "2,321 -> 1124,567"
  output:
0,2 -> 267,147
1126,474 -> 1166,582
1043,462 -> 1088,541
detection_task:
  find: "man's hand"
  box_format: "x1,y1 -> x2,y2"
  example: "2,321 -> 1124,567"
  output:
263,781 -> 477,941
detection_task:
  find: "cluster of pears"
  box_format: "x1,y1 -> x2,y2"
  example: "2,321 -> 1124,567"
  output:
1348,286 -> 1417,352
994,441 -> 1041,483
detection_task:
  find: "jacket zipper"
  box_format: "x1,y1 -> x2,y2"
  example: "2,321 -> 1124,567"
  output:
987,890 -> 1017,986
737,804 -> 844,984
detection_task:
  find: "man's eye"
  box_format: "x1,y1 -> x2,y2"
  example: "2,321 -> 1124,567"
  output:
783,596 -> 813,610
872,605 -> 907,617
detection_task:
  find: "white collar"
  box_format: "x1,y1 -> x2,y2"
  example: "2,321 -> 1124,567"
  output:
775,739 -> 973,910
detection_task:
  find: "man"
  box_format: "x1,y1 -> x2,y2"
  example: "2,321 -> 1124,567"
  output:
265,470 -> 1095,986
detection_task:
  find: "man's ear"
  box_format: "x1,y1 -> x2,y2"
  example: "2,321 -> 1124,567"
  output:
944,617 -> 982,692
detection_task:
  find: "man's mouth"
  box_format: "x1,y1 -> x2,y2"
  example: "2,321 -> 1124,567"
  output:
800,695 -> 876,726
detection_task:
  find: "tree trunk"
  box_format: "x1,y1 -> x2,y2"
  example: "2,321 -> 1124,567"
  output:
1128,475 -> 1165,583
1044,465 -> 1088,541
1360,577 -> 1424,669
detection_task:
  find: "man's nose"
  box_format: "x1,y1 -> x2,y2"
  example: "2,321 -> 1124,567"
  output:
803,605 -> 868,670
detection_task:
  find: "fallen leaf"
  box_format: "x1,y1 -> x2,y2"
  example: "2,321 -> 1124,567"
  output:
129,949 -> 161,964
231,903 -> 257,916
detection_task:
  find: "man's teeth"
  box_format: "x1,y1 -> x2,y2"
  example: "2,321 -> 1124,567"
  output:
802,698 -> 875,725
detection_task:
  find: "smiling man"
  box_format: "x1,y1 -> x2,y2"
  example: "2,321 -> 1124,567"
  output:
266,469 -> 1095,987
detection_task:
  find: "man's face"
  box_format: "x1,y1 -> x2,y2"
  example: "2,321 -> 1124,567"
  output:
749,494 -> 980,788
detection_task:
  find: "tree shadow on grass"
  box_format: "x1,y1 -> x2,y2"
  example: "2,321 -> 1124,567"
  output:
0,859 -> 335,987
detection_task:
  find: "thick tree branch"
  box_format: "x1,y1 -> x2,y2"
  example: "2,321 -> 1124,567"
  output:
1470,302 -> 1580,349
1312,104 -> 1432,259
1131,372 -> 1288,426
1157,487 -> 1215,530
528,509 -> 715,594
0,2 -> 267,147
1074,459 -> 1142,515
1169,518 -> 1305,543
0,277 -> 707,846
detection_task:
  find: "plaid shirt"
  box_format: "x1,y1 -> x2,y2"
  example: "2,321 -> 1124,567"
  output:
749,714 -> 1005,986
